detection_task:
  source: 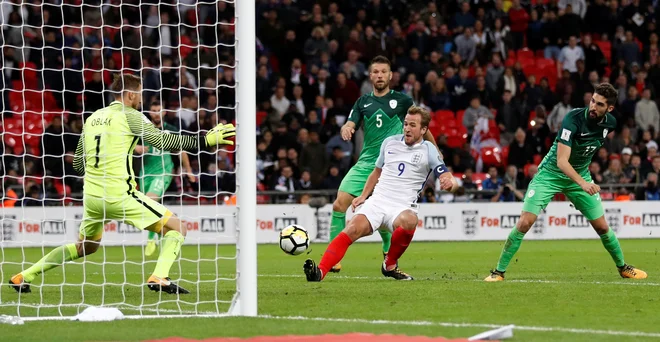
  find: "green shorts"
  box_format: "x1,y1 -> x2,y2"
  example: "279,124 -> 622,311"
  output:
140,175 -> 173,198
79,191 -> 171,239
522,169 -> 604,220
339,162 -> 374,197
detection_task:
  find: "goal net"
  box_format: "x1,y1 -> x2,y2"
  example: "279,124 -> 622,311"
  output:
0,0 -> 256,320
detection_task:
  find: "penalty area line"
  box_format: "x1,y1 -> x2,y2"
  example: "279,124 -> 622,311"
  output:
256,315 -> 660,338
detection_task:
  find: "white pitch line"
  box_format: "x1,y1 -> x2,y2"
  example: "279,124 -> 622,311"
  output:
77,272 -> 660,286
257,315 -> 660,338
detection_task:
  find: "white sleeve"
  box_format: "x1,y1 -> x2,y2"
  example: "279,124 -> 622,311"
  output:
375,139 -> 389,168
428,144 -> 448,177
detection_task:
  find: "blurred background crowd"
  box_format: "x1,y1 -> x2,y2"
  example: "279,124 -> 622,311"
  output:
2,0 -> 660,207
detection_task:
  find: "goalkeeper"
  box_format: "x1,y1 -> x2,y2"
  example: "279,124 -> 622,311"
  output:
9,74 -> 235,295
135,101 -> 195,257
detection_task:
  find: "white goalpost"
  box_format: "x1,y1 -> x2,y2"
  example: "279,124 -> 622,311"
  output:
0,0 -> 256,321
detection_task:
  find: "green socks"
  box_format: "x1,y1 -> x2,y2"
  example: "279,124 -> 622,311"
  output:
152,230 -> 185,278
148,231 -> 157,240
330,211 -> 345,241
22,243 -> 80,282
600,228 -> 625,268
379,229 -> 392,254
496,229 -> 526,272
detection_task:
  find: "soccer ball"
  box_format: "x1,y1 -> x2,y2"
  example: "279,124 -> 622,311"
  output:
279,225 -> 310,255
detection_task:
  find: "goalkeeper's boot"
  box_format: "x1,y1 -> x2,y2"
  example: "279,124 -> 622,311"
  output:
618,264 -> 647,279
329,262 -> 342,273
9,274 -> 31,293
303,259 -> 322,282
484,270 -> 505,282
381,262 -> 413,280
147,276 -> 190,294
145,241 -> 157,257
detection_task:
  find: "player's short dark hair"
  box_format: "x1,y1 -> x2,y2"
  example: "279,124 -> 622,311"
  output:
594,83 -> 618,106
369,56 -> 391,70
110,74 -> 142,97
150,100 -> 161,108
407,105 -> 431,128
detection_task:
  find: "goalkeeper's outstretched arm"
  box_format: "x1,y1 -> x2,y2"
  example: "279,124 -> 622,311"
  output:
125,111 -> 235,152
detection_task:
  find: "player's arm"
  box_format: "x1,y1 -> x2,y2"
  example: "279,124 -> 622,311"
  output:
180,151 -> 195,182
133,145 -> 147,155
126,110 -> 235,152
429,145 -> 458,193
352,167 -> 381,209
556,123 -> 600,195
423,129 -> 444,159
342,100 -> 362,141
73,131 -> 85,176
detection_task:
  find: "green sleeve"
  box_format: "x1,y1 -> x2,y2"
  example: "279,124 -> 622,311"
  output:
125,110 -> 204,152
73,131 -> 85,176
348,98 -> 362,126
557,111 -> 579,146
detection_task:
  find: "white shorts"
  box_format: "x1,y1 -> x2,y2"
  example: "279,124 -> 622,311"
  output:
354,196 -> 418,232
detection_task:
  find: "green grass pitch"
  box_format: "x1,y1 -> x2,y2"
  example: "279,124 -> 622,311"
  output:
2,239 -> 660,341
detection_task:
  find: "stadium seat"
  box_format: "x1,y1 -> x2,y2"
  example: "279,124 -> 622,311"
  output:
516,48 -> 534,63
472,172 -> 489,189
501,145 -> 509,165
595,40 -> 612,64
256,111 -> 268,126
480,146 -> 502,168
456,110 -> 466,127
435,110 -> 455,121
533,154 -> 543,165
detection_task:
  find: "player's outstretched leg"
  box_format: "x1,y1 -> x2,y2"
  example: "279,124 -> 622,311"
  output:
147,214 -> 190,294
10,239 -> 99,293
145,231 -> 158,256
328,191 -> 354,273
485,212 -> 536,282
382,210 -> 417,281
304,214 -> 372,282
589,216 -> 647,279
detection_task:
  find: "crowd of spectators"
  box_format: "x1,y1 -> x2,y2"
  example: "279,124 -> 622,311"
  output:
2,0 -> 660,206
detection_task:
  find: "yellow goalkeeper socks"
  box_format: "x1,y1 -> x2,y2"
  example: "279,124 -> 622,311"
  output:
22,243 -> 79,283
152,230 -> 184,278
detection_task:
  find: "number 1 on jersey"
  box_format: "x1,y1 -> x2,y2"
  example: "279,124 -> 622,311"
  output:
94,134 -> 101,168
397,162 -> 405,176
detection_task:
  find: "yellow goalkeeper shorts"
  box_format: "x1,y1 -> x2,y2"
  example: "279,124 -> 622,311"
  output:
79,191 -> 171,239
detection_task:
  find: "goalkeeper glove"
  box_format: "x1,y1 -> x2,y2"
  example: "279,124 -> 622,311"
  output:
204,123 -> 236,147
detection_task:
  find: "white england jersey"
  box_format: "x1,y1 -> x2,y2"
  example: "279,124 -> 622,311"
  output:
373,134 -> 447,205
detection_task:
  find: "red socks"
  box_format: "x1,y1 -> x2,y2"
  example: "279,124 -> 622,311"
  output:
318,232 -> 353,279
385,227 -> 415,270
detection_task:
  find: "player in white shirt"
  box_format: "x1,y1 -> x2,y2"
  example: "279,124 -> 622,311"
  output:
304,106 -> 459,281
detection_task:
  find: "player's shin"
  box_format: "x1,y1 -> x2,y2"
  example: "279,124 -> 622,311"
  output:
495,228 -> 526,272
378,229 -> 392,254
318,232 -> 353,279
330,211 -> 346,241
21,243 -> 80,282
384,227 -> 414,270
152,230 -> 184,278
599,228 -> 625,268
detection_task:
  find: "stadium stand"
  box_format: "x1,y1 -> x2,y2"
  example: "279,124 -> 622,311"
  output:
2,0 -> 660,205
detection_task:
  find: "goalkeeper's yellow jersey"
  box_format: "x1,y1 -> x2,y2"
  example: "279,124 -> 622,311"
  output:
73,101 -> 200,201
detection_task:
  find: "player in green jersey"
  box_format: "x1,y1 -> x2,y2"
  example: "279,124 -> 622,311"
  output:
329,56 -> 441,273
135,101 -> 195,257
9,74 -> 236,294
485,83 -> 647,281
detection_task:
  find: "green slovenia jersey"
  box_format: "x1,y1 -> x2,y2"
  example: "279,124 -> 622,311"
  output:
538,107 -> 617,177
348,90 -> 414,166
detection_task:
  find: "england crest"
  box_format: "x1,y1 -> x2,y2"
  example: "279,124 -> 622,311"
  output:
603,129 -> 608,138
389,99 -> 397,109
411,152 -> 422,163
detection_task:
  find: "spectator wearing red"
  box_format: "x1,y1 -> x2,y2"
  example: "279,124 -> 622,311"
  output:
507,0 -> 529,50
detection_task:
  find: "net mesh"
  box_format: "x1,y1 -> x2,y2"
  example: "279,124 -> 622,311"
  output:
0,0 -> 239,318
